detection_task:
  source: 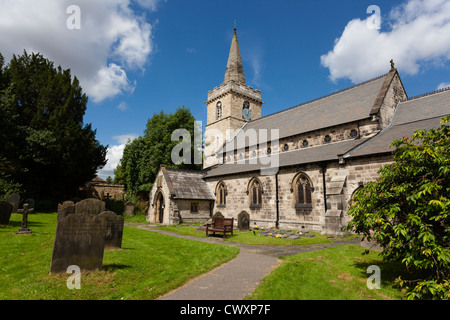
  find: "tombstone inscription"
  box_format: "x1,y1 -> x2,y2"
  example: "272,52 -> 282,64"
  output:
50,213 -> 106,273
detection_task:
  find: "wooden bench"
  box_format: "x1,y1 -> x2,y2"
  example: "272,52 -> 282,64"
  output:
206,217 -> 234,238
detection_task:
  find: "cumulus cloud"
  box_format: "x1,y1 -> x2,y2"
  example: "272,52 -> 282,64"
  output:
0,0 -> 163,102
97,134 -> 139,178
321,0 -> 450,83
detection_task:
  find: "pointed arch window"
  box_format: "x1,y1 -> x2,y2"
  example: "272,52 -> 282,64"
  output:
216,101 -> 223,121
292,173 -> 313,213
248,178 -> 263,209
216,182 -> 227,207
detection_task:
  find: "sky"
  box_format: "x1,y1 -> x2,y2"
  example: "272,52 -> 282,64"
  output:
1,0 -> 449,179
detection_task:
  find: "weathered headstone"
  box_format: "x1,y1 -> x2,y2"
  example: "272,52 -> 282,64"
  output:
238,211 -> 250,231
16,204 -> 33,234
0,201 -> 13,225
57,204 -> 75,222
6,194 -> 20,213
58,200 -> 74,213
50,213 -> 107,273
99,211 -> 124,249
124,202 -> 135,216
74,198 -> 105,215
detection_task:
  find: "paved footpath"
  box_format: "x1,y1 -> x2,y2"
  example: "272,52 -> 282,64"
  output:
125,222 -> 359,300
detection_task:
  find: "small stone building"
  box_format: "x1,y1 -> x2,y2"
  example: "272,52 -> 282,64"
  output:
148,28 -> 450,235
149,166 -> 215,225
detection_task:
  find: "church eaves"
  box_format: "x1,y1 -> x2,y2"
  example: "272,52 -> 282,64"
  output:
223,28 -> 246,85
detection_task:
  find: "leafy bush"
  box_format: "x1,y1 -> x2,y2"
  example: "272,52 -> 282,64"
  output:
345,116 -> 450,300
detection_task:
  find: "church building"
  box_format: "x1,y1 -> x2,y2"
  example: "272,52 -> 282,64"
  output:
148,28 -> 450,235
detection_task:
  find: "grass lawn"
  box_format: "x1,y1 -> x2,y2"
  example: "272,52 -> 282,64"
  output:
160,224 -> 334,246
246,244 -> 407,300
0,213 -> 239,300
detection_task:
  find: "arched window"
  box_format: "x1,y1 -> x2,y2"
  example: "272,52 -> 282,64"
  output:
292,173 -> 313,214
216,182 -> 227,207
216,101 -> 222,120
248,178 -> 263,209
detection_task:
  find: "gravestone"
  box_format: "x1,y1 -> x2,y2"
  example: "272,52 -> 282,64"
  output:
6,194 -> 20,213
50,213 -> 107,273
23,198 -> 35,212
212,212 -> 224,221
57,201 -> 75,221
16,204 -> 33,234
99,211 -> 124,249
0,201 -> 13,225
74,198 -> 105,215
237,211 -> 250,231
124,202 -> 135,216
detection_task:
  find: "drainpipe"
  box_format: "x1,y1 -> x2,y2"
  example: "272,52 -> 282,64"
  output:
321,162 -> 328,213
275,172 -> 280,229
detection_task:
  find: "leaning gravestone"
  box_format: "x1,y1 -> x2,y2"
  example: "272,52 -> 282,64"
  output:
0,201 -> 13,225
50,213 -> 107,273
99,211 -> 124,249
74,198 -> 105,215
6,194 -> 20,213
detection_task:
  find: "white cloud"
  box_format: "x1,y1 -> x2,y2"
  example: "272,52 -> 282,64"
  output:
321,0 -> 450,83
117,101 -> 129,111
437,82 -> 450,90
97,134 -> 139,178
0,0 -> 163,102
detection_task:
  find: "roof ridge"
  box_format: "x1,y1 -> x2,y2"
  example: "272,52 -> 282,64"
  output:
407,86 -> 450,101
248,73 -> 389,123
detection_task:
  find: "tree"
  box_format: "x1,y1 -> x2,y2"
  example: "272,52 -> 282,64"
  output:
117,106 -> 201,193
345,116 -> 450,299
0,51 -> 107,200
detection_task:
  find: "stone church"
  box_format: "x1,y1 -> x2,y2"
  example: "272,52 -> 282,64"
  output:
148,28 -> 450,235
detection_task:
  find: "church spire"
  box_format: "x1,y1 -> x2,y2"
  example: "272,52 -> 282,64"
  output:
224,28 -> 246,85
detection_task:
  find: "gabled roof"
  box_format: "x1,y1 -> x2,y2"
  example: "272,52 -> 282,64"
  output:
204,138 -> 368,178
161,167 -> 215,200
221,72 -> 393,153
344,88 -> 450,159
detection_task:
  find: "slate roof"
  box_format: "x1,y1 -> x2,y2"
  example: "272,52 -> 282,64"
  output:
344,89 -> 450,159
221,73 -> 390,152
161,167 -> 215,200
204,138 -> 368,178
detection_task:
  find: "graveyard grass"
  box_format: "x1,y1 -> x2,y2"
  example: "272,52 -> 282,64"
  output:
0,212 -> 239,300
247,245 -> 407,300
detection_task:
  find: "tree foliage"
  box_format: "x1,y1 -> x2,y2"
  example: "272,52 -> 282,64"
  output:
345,116 -> 450,299
0,51 -> 107,200
115,106 -> 201,193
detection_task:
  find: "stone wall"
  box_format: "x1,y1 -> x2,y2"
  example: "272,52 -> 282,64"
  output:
205,153 -> 394,235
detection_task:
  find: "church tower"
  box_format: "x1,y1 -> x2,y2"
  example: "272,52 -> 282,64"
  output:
204,28 -> 263,169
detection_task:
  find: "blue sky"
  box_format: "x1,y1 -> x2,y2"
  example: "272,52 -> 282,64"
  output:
1,0 -> 449,178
